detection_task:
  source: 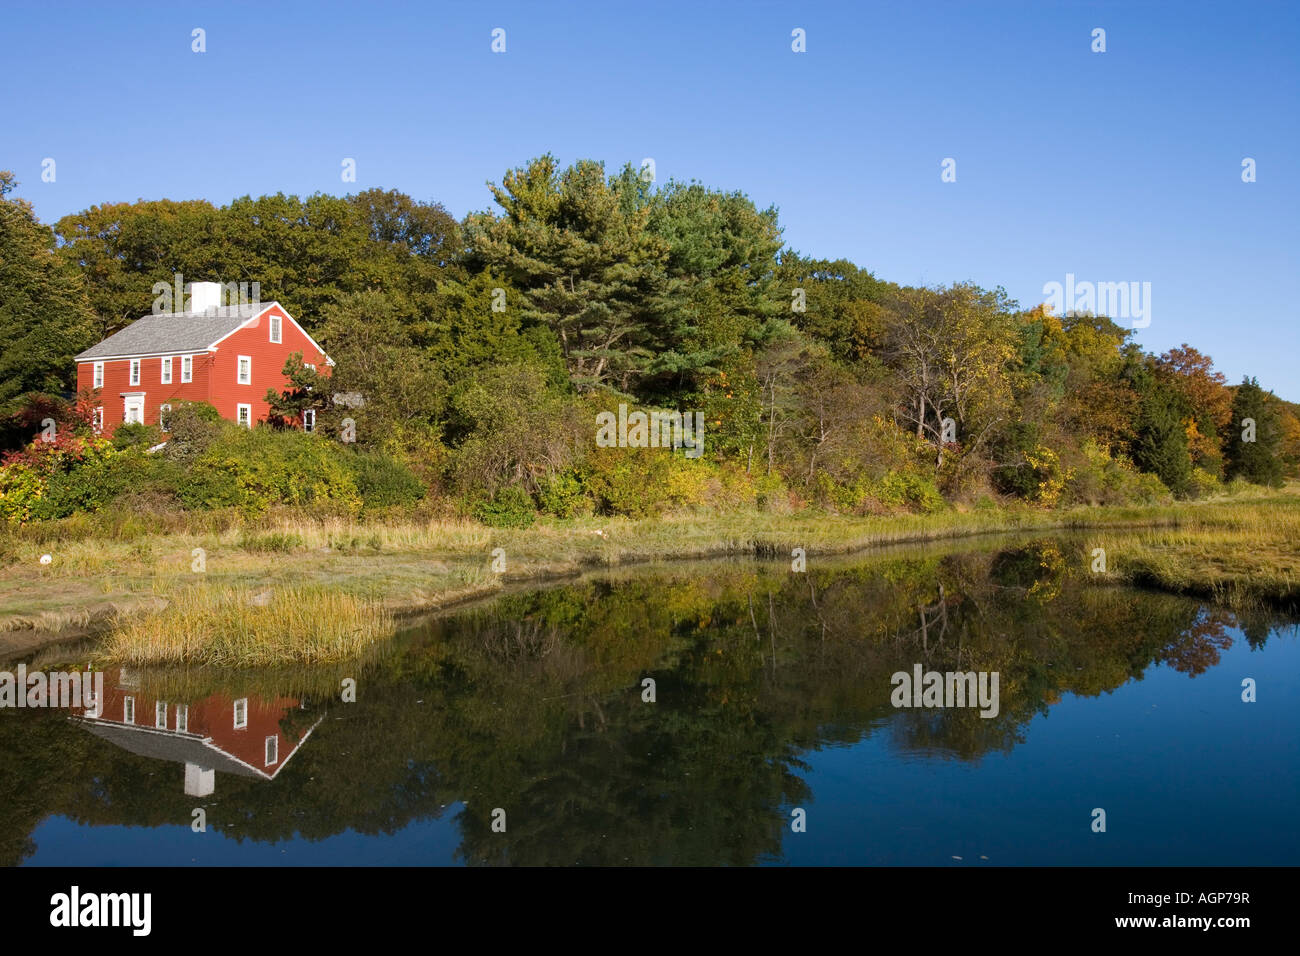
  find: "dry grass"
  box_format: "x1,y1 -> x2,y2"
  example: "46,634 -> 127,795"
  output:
1093,497 -> 1300,609
100,584 -> 394,666
3,485 -> 1297,663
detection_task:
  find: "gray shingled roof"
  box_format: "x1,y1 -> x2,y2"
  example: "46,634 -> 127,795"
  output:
75,303 -> 279,361
73,717 -> 269,779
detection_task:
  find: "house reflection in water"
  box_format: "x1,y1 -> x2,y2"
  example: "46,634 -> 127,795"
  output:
69,668 -> 322,796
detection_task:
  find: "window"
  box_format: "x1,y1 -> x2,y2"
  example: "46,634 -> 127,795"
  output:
237,404 -> 252,429
123,696 -> 135,724
181,354 -> 193,383
237,356 -> 251,385
161,355 -> 172,384
155,701 -> 167,729
302,409 -> 315,433
176,704 -> 188,733
265,735 -> 279,766
270,314 -> 282,344
233,698 -> 248,729
93,407 -> 103,431
159,403 -> 172,431
93,362 -> 103,389
129,359 -> 140,386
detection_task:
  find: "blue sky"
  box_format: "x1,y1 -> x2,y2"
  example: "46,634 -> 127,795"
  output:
6,0 -> 1298,398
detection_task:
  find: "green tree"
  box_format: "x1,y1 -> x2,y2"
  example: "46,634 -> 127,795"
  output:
1224,377 -> 1284,486
0,172 -> 96,442
312,290 -> 447,456
465,155 -> 679,393
1132,372 -> 1193,495
642,181 -> 784,398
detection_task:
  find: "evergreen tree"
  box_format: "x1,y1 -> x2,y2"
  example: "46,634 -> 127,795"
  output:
1132,375 -> 1193,495
465,155 -> 680,394
1225,377 -> 1284,486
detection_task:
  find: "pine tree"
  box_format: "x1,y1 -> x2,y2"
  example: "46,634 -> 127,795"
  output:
1133,377 -> 1193,495
1224,377 -> 1284,486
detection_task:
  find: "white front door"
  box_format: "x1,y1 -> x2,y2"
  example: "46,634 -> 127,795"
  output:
123,396 -> 145,424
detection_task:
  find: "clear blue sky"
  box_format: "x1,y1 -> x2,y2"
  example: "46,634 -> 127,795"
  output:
6,0 -> 1298,398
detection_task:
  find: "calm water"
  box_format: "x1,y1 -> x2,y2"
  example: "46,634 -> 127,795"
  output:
3,536 -> 1297,866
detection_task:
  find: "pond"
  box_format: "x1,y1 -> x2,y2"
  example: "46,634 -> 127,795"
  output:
2,536 -> 1296,866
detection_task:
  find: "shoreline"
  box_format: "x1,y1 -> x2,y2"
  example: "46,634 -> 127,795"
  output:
2,490 -> 1296,662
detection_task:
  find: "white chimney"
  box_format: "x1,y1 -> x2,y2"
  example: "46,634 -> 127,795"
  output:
186,281 -> 224,314
184,762 -> 215,797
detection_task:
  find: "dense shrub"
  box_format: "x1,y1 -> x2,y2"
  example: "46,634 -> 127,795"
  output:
813,467 -> 944,515
161,401 -> 227,466
111,423 -> 163,451
537,468 -> 589,518
179,428 -> 362,515
996,431 -> 1078,505
472,485 -> 536,528
875,472 -> 947,513
583,446 -> 715,518
348,450 -> 425,510
1186,467 -> 1222,500
0,434 -> 120,522
449,363 -> 583,497
1064,440 -> 1171,506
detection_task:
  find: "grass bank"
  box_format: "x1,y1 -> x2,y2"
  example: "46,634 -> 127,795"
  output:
0,485 -> 1294,663
101,584 -> 394,666
1090,500 -> 1300,610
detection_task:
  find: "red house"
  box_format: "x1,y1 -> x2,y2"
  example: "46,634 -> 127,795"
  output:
70,667 -> 322,797
74,282 -> 331,432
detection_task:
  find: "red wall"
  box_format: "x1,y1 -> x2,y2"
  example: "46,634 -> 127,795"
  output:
75,305 -> 327,430
70,677 -> 309,775
76,354 -> 211,429
206,305 -> 328,425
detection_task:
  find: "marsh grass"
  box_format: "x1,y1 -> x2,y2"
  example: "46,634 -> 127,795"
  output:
4,486 -> 1297,663
1096,500 -> 1300,610
101,584 -> 395,666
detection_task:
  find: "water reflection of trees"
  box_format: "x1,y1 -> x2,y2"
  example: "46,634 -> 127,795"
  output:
0,540 -> 1290,865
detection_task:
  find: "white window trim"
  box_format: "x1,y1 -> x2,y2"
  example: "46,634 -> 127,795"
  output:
160,355 -> 172,384
155,701 -> 167,730
159,403 -> 172,431
176,704 -> 188,733
93,362 -> 104,389
270,315 -> 282,344
265,735 -> 279,766
181,354 -> 193,383
237,355 -> 252,385
233,697 -> 248,730
302,408 -> 315,433
123,696 -> 135,724
93,407 -> 103,431
236,403 -> 253,429
129,358 -> 140,386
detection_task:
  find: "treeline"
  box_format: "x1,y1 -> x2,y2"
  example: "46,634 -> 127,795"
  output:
1,159 -> 1296,525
